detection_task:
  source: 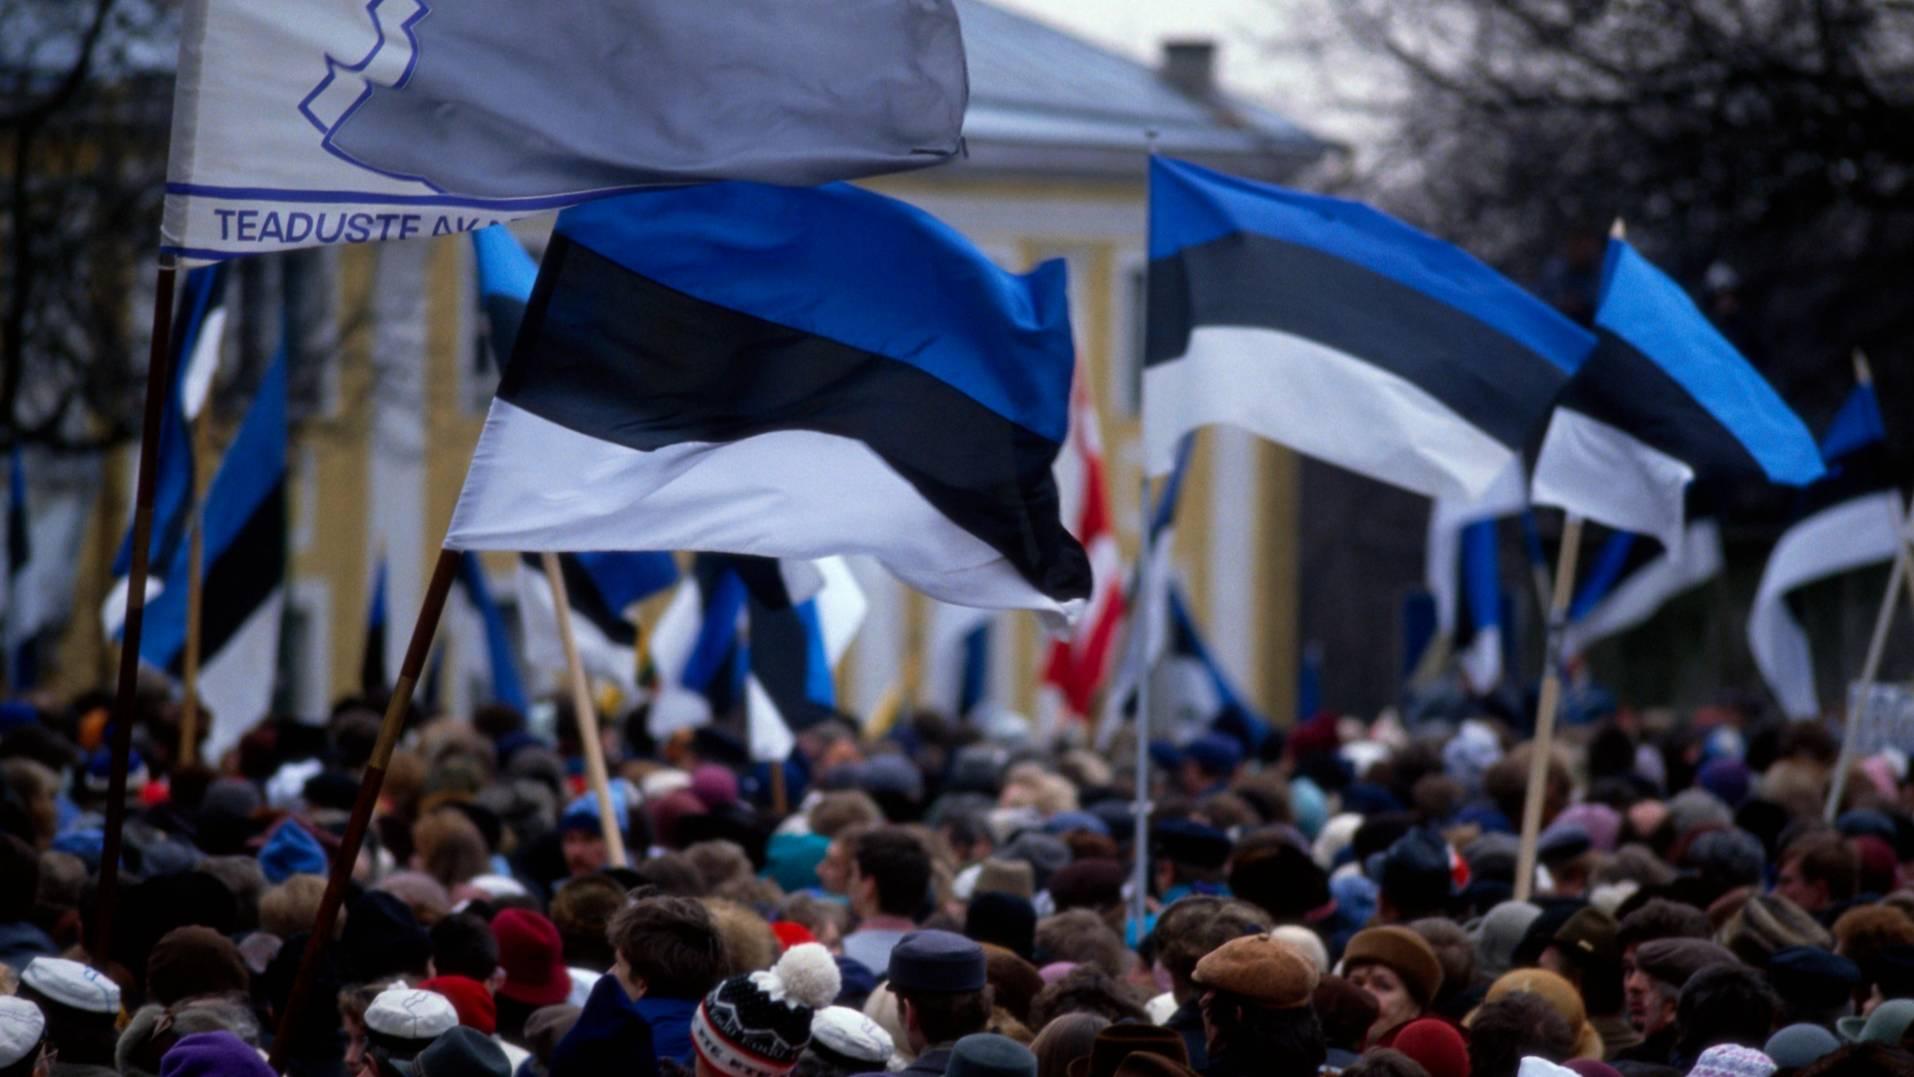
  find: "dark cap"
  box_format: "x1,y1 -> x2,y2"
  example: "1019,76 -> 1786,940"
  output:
888,929 -> 986,994
394,1026 -> 511,1077
947,1033 -> 1037,1077
1151,819 -> 1231,871
1552,908 -> 1619,967
1766,947 -> 1860,1010
1537,823 -> 1592,866
1633,938 -> 1737,989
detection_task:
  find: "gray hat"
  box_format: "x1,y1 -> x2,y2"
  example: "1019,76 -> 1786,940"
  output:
888,930 -> 985,994
946,1033 -> 1037,1077
21,957 -> 120,1015
395,1026 -> 511,1077
1665,789 -> 1731,835
1763,1023 -> 1840,1069
1000,832 -> 1070,891
1470,901 -> 1542,978
0,998 -> 45,1068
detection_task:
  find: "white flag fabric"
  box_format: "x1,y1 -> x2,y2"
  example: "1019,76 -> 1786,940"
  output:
1564,521 -> 1723,659
161,0 -> 967,263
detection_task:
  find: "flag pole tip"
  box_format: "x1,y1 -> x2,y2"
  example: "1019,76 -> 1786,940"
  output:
1607,218 -> 1627,240
1852,349 -> 1874,385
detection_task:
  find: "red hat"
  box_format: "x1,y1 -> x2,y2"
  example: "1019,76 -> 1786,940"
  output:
491,909 -> 571,1007
770,921 -> 816,952
420,975 -> 497,1036
1393,1018 -> 1469,1077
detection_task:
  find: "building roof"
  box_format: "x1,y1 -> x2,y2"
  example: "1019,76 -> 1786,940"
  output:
952,0 -> 1333,181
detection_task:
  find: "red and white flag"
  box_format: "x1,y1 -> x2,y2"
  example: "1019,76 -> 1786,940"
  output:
1041,376 -> 1125,721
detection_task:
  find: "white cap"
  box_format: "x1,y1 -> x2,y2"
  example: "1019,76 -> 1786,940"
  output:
364,987 -> 459,1041
0,998 -> 46,1067
21,958 -> 120,1015
810,1006 -> 892,1065
641,768 -> 692,800
1516,1059 -> 1578,1077
466,874 -> 530,900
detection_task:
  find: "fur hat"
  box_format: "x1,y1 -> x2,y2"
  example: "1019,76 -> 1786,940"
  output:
1718,894 -> 1831,966
1190,935 -> 1318,1009
1065,1023 -> 1189,1077
1341,926 -> 1442,1006
1632,937 -> 1738,990
692,943 -> 841,1077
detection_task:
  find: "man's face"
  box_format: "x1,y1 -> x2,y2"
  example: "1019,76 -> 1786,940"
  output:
563,829 -> 609,877
1622,960 -> 1675,1035
1775,855 -> 1827,912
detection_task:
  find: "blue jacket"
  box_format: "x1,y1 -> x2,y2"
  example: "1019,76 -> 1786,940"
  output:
551,975 -> 697,1077
0,921 -> 55,975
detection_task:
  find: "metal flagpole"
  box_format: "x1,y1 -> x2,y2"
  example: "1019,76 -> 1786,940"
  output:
179,410 -> 212,767
1514,512 -> 1584,902
540,552 -> 630,867
269,548 -> 459,1072
1128,472 -> 1155,942
94,256 -> 178,966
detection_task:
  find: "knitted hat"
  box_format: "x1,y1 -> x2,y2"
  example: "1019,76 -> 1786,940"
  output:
1477,968 -> 1602,1060
492,909 -> 570,1007
808,1006 -> 893,1070
763,832 -> 832,893
1342,926 -> 1443,1006
1066,1023 -> 1190,1077
1632,938 -> 1737,990
0,997 -> 45,1069
421,975 -> 498,1036
1685,1044 -> 1776,1077
1718,894 -> 1831,966
147,926 -> 250,1006
692,942 -> 841,1077
1764,947 -> 1858,1013
1393,1018 -> 1468,1077
158,1031 -> 275,1077
949,1033 -> 1038,1077
1762,1024 -> 1840,1069
1471,901 -> 1543,978
1190,935 -> 1318,1009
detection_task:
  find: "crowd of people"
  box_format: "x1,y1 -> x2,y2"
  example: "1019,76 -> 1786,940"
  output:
2,690 -> 1914,1077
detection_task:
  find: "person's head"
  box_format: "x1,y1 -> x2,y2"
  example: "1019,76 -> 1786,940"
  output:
851,828 -> 931,921
609,894 -> 727,1002
146,926 -> 251,1007
887,931 -> 992,1054
1464,991 -> 1575,1077
1539,908 -> 1621,1018
0,996 -> 50,1077
1675,964 -> 1781,1067
259,875 -> 328,940
429,913 -> 502,987
362,986 -> 460,1067
703,897 -> 782,977
0,835 -> 39,923
1150,898 -> 1273,1003
558,790 -> 631,879
1407,918 -> 1476,1018
490,909 -> 571,1011
690,944 -> 840,1077
1341,926 -> 1443,1044
1033,910 -> 1126,979
1616,898 -> 1711,963
18,958 -> 121,1067
550,875 -> 626,973
1376,831 -> 1455,922
1190,935 -> 1325,1074
1029,1013 -> 1107,1077
412,809 -> 490,891
1312,974 -> 1380,1054
1027,966 -> 1147,1030
1334,1049 -> 1430,1077
1777,835 -> 1860,915
797,1006 -> 895,1077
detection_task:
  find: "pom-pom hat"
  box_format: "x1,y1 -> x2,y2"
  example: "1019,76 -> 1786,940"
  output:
693,942 -> 842,1077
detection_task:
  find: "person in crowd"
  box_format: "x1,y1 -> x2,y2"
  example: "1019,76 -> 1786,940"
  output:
689,943 -> 839,1077
886,931 -> 993,1077
361,986 -> 460,1075
841,828 -> 932,975
18,958 -> 119,1077
1774,836 -> 1860,923
552,893 -> 726,1073
1341,926 -> 1444,1049
0,996 -> 51,1077
1189,934 -> 1326,1077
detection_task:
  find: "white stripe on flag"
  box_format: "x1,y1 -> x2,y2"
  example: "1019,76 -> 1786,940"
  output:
745,673 -> 796,763
450,400 -> 1083,628
513,559 -> 638,701
1564,520 -> 1723,658
1531,407 -> 1693,548
1749,492 -> 1907,719
1142,325 -> 1516,501
202,589 -> 285,760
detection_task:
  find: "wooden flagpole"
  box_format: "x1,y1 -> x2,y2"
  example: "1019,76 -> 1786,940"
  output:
1514,512 -> 1585,902
94,257 -> 178,966
178,411 -> 211,767
269,548 -> 459,1071
540,552 -> 629,868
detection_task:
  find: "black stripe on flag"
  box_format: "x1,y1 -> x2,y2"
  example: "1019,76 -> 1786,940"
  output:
500,236 -> 1091,604
1558,331 -> 1766,478
1145,232 -> 1571,449
519,552 -> 638,647
748,599 -> 833,733
482,292 -> 525,371
172,481 -> 285,675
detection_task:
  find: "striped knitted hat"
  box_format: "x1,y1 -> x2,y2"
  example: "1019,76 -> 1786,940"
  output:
692,943 -> 841,1077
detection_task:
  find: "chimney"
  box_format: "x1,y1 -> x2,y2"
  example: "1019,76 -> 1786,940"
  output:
1161,39 -> 1217,98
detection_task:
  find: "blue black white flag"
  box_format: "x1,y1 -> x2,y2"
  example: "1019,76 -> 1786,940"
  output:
1750,375 -> 1908,718
451,552 -> 528,713
162,0 -> 968,262
514,550 -> 677,703
141,345 -> 288,759
446,181 -> 1091,626
744,557 -> 866,762
1142,157 -> 1594,502
103,265 -> 230,638
1530,238 -> 1823,546
1423,511 -> 1506,693
1562,520 -> 1723,659
361,558 -> 389,697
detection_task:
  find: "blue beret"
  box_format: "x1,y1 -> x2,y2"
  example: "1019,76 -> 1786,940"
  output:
1043,811 -> 1109,838
888,929 -> 985,994
1837,809 -> 1897,843
1186,733 -> 1242,776
1767,946 -> 1859,1008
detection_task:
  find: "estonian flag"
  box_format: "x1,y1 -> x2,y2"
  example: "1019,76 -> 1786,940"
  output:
1750,375 -> 1907,718
103,265 -> 230,638
1142,156 -> 1594,501
645,555 -> 753,737
361,558 -> 389,697
451,552 -> 529,713
446,181 -> 1092,626
1563,520 -> 1723,659
141,343 -> 288,760
1423,509 -> 1507,693
514,550 -> 678,704
1530,237 -> 1823,546
1096,439 -> 1195,749
744,557 -> 866,762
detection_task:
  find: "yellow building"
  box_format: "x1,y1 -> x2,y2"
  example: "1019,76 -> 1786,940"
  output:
60,2 -> 1332,728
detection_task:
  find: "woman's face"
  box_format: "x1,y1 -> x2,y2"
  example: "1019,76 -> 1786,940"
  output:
1347,962 -> 1420,1042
